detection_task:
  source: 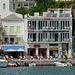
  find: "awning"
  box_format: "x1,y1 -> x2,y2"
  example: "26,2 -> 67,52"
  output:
17,48 -> 25,52
3,46 -> 24,52
5,49 -> 16,52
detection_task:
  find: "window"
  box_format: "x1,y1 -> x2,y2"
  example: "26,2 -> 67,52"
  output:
13,4 -> 15,9
17,38 -> 21,42
49,44 -> 58,46
4,26 -> 8,33
10,26 -> 14,35
5,38 -> 8,43
59,10 -> 63,13
17,26 -> 20,33
3,4 -> 6,10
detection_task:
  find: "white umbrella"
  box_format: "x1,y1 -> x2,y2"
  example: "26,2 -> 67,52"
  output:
5,49 -> 16,52
17,48 -> 25,52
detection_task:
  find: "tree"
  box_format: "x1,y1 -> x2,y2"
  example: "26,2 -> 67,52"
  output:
15,7 -> 28,18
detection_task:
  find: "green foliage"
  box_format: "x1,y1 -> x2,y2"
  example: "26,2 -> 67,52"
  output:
15,7 -> 28,16
29,3 -> 46,15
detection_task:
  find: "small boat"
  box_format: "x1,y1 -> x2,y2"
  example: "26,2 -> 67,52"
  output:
54,62 -> 67,67
29,62 -> 36,67
54,61 -> 72,67
7,62 -> 17,67
0,59 -> 8,68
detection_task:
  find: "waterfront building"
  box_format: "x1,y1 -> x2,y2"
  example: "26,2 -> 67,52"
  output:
25,8 -> 72,58
0,10 -> 25,58
0,0 -> 35,12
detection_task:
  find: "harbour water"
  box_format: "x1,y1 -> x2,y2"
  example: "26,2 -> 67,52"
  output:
0,66 -> 75,75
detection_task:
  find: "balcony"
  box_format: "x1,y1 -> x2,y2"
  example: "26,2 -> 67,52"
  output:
28,26 -> 70,31
27,38 -> 70,43
2,41 -> 25,46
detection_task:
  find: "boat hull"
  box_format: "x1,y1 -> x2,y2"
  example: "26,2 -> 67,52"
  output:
0,61 -> 8,68
54,62 -> 67,67
7,63 -> 16,67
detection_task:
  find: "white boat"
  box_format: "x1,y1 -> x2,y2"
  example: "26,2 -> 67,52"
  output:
7,62 -> 17,67
0,59 -> 8,68
54,62 -> 72,67
29,62 -> 36,67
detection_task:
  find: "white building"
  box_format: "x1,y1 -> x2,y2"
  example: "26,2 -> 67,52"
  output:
0,10 -> 25,58
0,0 -> 35,12
24,8 -> 72,58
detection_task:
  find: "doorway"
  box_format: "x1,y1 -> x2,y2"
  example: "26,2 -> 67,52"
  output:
28,48 -> 36,56
38,48 -> 47,57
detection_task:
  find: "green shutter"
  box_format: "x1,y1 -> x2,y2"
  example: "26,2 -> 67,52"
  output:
4,26 -> 8,33
10,26 -> 14,35
17,26 -> 20,33
17,38 -> 21,42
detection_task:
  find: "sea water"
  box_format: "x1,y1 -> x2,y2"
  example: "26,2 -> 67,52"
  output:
0,66 -> 75,75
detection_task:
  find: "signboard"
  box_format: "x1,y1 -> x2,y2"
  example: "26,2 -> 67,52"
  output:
44,18 -> 51,20
34,44 -> 40,47
50,48 -> 58,50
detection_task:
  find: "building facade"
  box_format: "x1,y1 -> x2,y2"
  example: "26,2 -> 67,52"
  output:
0,15 -> 3,55
0,10 -> 25,58
0,0 -> 35,12
25,8 -> 72,58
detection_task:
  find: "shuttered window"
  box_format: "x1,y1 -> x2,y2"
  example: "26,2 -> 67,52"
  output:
4,26 -> 8,33
10,26 -> 14,35
17,26 -> 20,33
17,38 -> 21,42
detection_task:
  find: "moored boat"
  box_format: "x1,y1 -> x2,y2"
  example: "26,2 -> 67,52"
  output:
29,62 -> 36,67
0,59 -> 8,68
54,61 -> 72,67
7,62 -> 17,67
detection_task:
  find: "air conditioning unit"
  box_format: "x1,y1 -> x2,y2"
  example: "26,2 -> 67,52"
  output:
65,27 -> 67,29
56,29 -> 57,30
53,39 -> 54,42
43,39 -> 45,42
52,27 -> 54,29
67,39 -> 69,42
30,39 -> 33,42
64,39 -> 66,41
43,27 -> 45,30
67,27 -> 69,29
46,27 -> 48,29
46,39 -> 48,42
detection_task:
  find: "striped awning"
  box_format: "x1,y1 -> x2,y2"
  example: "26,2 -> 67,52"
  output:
3,46 -> 24,52
5,49 -> 16,52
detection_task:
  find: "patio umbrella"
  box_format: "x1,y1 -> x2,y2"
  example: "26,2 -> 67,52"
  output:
5,49 -> 16,52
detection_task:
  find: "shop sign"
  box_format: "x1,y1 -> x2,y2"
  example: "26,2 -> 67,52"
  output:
50,48 -> 58,50
34,44 -> 40,47
44,18 -> 51,20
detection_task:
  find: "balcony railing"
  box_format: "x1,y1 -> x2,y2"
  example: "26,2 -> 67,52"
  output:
27,38 -> 70,43
2,41 -> 24,45
27,26 -> 70,31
